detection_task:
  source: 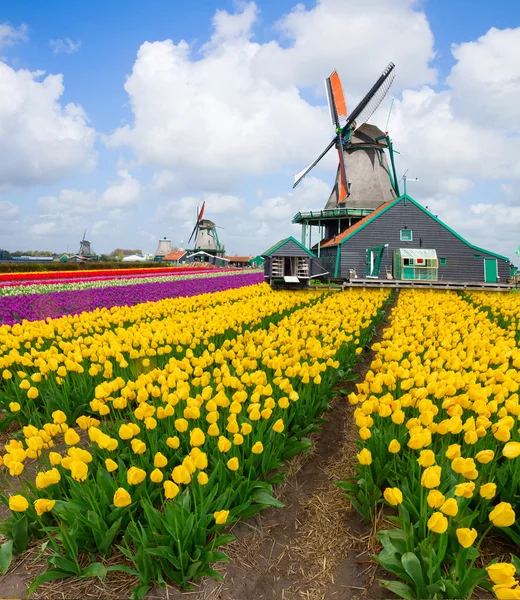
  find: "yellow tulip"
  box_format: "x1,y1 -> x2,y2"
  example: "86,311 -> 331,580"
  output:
166,436 -> 180,449
49,452 -> 62,466
197,472 -> 209,485
388,439 -> 400,453
421,465 -> 441,489
175,418 -> 188,433
503,442 -> 520,459
113,488 -> 132,507
479,482 -> 497,500
119,424 -> 134,440
357,449 -> 372,465
217,436 -> 231,453
127,466 -> 147,485
427,490 -> 445,508
150,468 -> 163,483
214,509 -> 229,525
9,495 -> 28,512
64,429 -> 80,445
427,511 -> 448,534
272,419 -> 284,433
417,450 -> 435,467
445,444 -> 461,459
9,402 -> 21,412
70,460 -> 88,482
489,502 -> 516,527
456,528 -> 477,548
440,498 -> 458,517
34,498 -> 56,516
154,452 -> 168,468
172,465 -> 191,485
227,457 -> 239,471
106,459 -> 118,472
383,488 -> 403,506
164,481 -> 179,499
252,442 -> 264,455
487,563 -> 517,585
455,482 -> 475,498
190,428 -> 205,447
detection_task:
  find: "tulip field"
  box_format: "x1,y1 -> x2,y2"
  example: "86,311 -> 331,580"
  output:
343,289 -> 520,599
1,270 -> 520,599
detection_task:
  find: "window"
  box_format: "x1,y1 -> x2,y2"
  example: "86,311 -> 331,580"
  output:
439,258 -> 447,265
400,229 -> 413,241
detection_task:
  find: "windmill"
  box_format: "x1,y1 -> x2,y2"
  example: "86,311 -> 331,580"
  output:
78,230 -> 92,257
294,63 -> 400,212
187,202 -> 224,257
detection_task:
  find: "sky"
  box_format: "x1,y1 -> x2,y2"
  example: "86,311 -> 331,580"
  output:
0,0 -> 519,262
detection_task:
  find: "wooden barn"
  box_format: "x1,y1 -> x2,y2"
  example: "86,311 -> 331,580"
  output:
317,194 -> 511,283
262,237 -> 326,287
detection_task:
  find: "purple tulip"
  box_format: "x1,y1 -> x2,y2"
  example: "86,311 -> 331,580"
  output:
0,272 -> 263,326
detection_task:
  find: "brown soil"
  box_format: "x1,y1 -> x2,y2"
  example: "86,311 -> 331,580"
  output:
1,299 -> 395,600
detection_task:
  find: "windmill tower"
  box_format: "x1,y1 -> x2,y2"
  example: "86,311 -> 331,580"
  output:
292,63 -> 399,248
187,202 -> 224,258
78,230 -> 93,257
154,237 -> 172,261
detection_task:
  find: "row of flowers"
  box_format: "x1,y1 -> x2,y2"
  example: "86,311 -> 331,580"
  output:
0,271 -> 263,326
0,267 -> 224,288
0,265 -> 213,283
0,284 -> 324,425
0,270 -> 246,298
339,290 -> 520,599
0,288 -> 391,594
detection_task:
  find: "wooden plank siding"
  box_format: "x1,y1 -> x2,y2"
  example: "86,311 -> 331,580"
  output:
263,240 -> 312,278
337,198 -> 510,282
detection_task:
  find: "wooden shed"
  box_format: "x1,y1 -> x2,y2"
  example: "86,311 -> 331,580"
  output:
262,237 -> 327,287
317,194 -> 511,283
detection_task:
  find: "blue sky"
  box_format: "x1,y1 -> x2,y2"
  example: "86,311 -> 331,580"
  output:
0,0 -> 519,261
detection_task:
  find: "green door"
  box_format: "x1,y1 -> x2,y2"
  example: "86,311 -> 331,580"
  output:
484,259 -> 497,283
366,246 -> 386,277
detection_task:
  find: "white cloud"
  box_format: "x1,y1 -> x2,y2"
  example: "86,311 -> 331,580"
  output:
37,171 -> 141,217
252,176 -> 330,221
448,27 -> 520,132
49,38 -> 82,55
155,193 -> 242,223
0,199 -> 19,219
0,23 -> 28,48
99,170 -> 141,208
0,62 -> 97,187
108,0 -> 436,191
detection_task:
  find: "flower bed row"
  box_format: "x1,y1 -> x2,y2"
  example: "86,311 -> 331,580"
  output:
0,265 -> 215,284
0,270 -> 246,298
0,271 -> 263,326
339,289 -> 520,599
0,267 -> 225,288
0,289 -> 391,596
1,284 -> 325,427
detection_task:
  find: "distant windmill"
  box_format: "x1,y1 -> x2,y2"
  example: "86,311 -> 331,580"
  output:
293,62 -> 399,211
78,230 -> 92,257
187,202 -> 224,256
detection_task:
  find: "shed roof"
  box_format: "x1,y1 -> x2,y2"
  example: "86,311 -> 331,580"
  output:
262,236 -> 316,257
163,250 -> 186,261
225,256 -> 252,262
320,194 -> 510,262
398,248 -> 437,259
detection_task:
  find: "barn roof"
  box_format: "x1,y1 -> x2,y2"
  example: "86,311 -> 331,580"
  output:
225,256 -> 252,262
262,236 -> 316,258
163,250 -> 186,261
320,194 -> 510,262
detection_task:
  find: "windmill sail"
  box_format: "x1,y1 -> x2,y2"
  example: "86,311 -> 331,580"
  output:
293,62 -> 395,189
